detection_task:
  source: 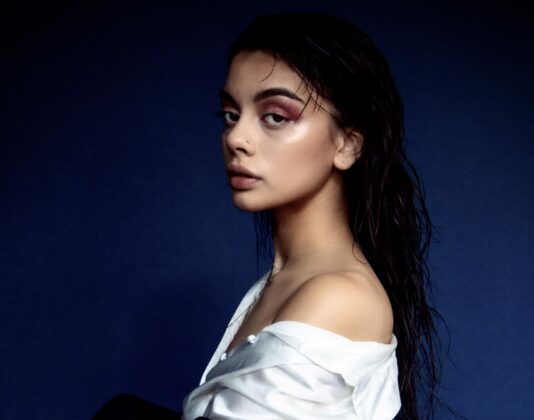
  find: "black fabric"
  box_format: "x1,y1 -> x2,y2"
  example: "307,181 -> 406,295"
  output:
93,394 -> 209,420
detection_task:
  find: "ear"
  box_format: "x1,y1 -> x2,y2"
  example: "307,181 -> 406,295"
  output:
333,128 -> 363,170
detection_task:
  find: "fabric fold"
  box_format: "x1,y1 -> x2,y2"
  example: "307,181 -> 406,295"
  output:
199,272 -> 270,385
183,272 -> 401,419
264,321 -> 397,386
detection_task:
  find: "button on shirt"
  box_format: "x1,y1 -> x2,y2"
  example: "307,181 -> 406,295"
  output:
182,272 -> 401,419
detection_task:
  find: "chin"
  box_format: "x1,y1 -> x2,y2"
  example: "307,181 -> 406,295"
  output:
230,187 -> 285,212
229,185 -> 311,213
231,193 -> 268,212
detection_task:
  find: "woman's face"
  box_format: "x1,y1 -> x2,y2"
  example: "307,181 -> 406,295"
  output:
219,50 -> 343,212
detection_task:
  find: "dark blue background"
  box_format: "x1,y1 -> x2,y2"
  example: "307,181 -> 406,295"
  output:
1,1 -> 532,418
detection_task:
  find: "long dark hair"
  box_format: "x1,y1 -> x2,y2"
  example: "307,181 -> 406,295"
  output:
226,12 -> 449,420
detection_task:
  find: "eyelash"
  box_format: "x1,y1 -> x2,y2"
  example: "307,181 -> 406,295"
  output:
214,110 -> 289,128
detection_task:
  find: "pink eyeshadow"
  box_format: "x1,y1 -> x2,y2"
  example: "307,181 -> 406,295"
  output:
265,102 -> 303,120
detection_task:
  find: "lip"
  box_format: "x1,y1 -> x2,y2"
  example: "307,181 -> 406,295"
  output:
226,163 -> 261,190
226,163 -> 261,179
228,175 -> 261,190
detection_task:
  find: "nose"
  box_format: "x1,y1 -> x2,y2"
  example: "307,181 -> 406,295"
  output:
224,114 -> 255,156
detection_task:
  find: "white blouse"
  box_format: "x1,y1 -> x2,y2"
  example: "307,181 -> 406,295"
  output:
182,271 -> 401,419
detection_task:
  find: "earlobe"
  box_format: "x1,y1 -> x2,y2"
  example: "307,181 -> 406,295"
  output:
333,129 -> 363,170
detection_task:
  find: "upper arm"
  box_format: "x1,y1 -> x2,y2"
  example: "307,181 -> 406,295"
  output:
272,272 -> 394,344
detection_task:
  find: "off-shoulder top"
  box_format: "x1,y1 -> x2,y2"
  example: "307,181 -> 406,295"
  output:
182,271 -> 401,419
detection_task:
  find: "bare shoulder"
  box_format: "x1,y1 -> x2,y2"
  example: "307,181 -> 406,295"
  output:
273,271 -> 394,344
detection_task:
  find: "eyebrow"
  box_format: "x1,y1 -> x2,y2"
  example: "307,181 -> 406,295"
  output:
219,87 -> 305,106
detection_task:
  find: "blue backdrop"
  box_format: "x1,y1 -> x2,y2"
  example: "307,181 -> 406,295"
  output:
1,1 -> 532,419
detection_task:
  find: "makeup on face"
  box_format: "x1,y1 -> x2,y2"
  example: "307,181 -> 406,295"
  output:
218,50 -> 341,213
228,175 -> 261,190
261,98 -> 303,122
218,87 -> 306,129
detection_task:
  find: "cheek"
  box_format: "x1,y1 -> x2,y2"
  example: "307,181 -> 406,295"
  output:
264,126 -> 335,189
229,137 -> 333,213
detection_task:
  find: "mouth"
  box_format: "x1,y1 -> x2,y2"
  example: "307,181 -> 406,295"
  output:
228,174 -> 261,190
226,163 -> 262,190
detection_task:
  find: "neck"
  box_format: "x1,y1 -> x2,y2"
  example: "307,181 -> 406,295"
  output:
270,174 -> 355,271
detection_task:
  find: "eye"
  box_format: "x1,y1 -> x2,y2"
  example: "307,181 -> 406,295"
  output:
263,113 -> 288,126
215,110 -> 239,127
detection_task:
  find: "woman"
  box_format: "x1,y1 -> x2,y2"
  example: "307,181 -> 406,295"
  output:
182,12 -> 444,420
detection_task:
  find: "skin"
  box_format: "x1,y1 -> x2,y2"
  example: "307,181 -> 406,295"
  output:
219,51 -> 393,351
